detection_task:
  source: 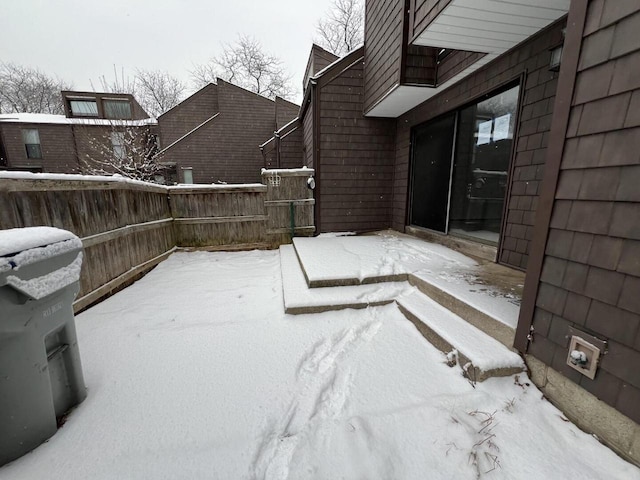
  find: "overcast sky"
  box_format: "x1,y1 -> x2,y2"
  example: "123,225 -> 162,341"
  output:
1,0 -> 334,104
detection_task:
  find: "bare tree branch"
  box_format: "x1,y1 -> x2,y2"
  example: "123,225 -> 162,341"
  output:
315,0 -> 364,56
191,35 -> 296,100
0,62 -> 72,114
135,69 -> 187,117
77,121 -> 165,183
90,65 -> 137,95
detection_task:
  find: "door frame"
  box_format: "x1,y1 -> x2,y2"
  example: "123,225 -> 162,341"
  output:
407,78 -> 523,251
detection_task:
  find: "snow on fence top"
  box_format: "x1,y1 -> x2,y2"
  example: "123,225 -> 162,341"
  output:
0,113 -> 157,126
0,170 -> 310,191
167,183 -> 266,192
261,167 -> 314,176
0,170 -> 166,192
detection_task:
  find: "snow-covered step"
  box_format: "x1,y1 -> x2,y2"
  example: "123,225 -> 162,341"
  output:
292,235 -> 412,287
397,290 -> 524,382
280,245 -> 409,314
408,273 -> 518,349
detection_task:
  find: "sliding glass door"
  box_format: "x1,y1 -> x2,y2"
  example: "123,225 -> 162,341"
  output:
409,112 -> 456,233
409,84 -> 520,244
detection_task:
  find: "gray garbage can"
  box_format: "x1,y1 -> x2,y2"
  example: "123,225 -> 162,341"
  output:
0,227 -> 87,466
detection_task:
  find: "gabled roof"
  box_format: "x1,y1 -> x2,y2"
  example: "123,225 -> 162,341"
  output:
216,78 -> 278,107
157,83 -> 217,119
299,45 -> 365,118
303,44 -> 340,82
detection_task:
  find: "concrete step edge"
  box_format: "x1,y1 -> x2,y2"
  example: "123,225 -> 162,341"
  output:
408,274 -> 516,349
396,291 -> 524,383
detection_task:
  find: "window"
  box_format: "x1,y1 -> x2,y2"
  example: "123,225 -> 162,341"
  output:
110,131 -> 126,160
69,99 -> 99,116
181,167 -> 193,184
22,129 -> 42,159
103,99 -> 132,119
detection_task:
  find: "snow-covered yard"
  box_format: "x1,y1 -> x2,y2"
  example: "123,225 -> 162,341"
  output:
1,249 -> 638,479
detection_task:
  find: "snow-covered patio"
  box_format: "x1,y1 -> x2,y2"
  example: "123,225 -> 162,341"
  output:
1,246 -> 638,479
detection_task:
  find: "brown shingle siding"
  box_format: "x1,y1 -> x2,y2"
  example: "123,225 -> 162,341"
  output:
158,84 -> 219,147
158,80 -> 276,183
518,1 -> 640,423
364,0 -> 405,112
0,123 -> 79,173
317,57 -> 396,233
392,19 -> 567,269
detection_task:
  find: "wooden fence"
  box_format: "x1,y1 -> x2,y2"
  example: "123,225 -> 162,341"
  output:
0,168 -> 314,311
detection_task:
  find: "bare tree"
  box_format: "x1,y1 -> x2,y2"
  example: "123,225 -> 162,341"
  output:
90,65 -> 137,95
135,69 -> 187,117
92,66 -> 186,118
192,35 -> 295,100
77,122 -> 165,182
316,0 -> 364,56
0,62 -> 72,114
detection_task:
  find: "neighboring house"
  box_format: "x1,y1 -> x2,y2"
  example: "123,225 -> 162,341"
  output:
259,0 -> 640,464
157,79 -> 299,184
0,91 -> 157,176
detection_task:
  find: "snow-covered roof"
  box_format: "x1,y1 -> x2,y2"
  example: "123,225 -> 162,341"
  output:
0,113 -> 157,126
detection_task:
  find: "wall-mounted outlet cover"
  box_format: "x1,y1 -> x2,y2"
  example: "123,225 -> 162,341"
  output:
566,335 -> 601,379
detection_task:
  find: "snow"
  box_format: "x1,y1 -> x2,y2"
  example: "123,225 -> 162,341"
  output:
5,252 -> 83,300
0,113 -> 157,126
167,183 -> 265,191
293,232 -> 521,328
413,270 -> 521,329
0,249 -> 637,479
0,226 -> 79,257
280,244 -> 408,311
0,170 -> 166,190
397,290 -> 523,371
261,167 -> 313,175
317,231 -> 356,238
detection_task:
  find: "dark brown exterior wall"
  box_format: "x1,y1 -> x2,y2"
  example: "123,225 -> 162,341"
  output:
312,47 -> 338,76
437,51 -> 486,84
302,99 -> 314,168
317,56 -> 396,232
275,97 -> 299,130
0,123 -> 79,173
404,46 -> 437,85
158,84 -> 219,147
161,80 -> 275,184
363,0 -> 405,112
522,2 -> 640,425
72,124 -> 156,175
392,19 -> 566,270
279,126 -> 304,169
303,45 -> 339,91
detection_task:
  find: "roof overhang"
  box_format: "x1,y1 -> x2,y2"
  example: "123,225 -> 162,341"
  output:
367,0 -> 570,118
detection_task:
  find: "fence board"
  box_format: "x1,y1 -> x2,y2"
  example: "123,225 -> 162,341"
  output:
0,169 -> 314,310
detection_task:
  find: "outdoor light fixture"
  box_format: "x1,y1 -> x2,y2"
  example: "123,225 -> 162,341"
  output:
549,45 -> 563,71
307,176 -> 315,190
549,28 -> 566,72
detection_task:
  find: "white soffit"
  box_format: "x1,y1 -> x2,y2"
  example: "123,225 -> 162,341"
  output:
414,0 -> 570,53
366,0 -> 569,118
367,54 -> 496,117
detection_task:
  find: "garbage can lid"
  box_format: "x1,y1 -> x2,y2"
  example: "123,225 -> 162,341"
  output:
0,227 -> 83,300
0,227 -> 79,258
